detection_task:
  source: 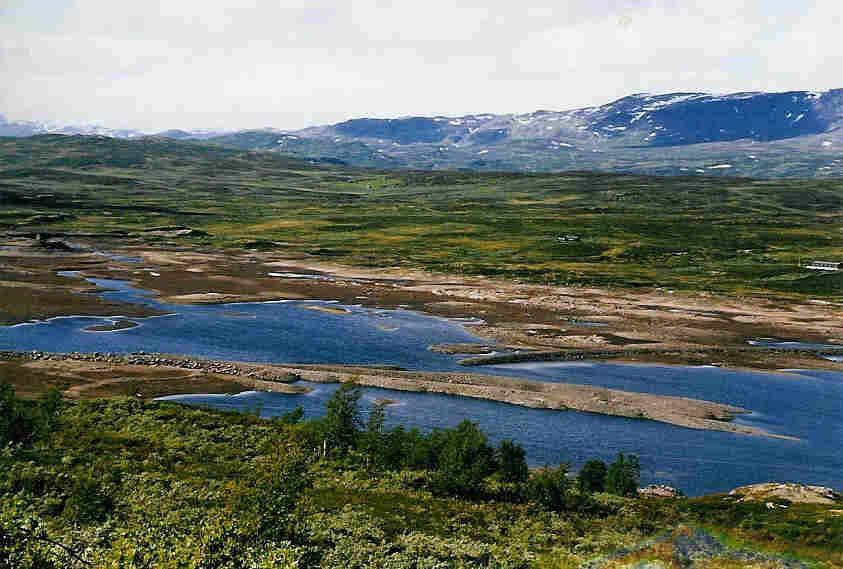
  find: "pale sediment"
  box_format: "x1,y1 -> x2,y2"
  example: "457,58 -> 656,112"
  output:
0,350 -> 791,439
427,343 -> 497,355
4,243 -> 842,373
283,363 -> 793,440
458,346 -> 843,366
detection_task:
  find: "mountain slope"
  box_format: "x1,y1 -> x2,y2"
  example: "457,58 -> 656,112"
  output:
297,90 -> 843,147
203,89 -> 843,177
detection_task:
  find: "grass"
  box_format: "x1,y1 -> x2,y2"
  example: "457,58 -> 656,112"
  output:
687,495 -> 843,566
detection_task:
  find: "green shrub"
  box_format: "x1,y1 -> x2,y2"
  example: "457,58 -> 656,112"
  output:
322,382 -> 363,457
578,459 -> 608,493
496,439 -> 529,484
606,452 -> 640,497
527,464 -> 570,511
432,420 -> 495,497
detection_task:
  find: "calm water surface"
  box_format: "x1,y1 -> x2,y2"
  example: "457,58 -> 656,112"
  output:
1,274 -> 841,495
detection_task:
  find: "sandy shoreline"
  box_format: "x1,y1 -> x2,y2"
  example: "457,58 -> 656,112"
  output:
456,345 -> 843,367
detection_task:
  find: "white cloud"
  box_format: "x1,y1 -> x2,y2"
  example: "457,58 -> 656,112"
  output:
1,0 -> 841,131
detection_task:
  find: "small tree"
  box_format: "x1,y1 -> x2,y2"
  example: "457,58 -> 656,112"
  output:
395,426 -> 434,470
527,464 -> 569,510
435,420 -> 495,496
322,382 -> 363,457
35,388 -> 62,440
251,442 -> 311,542
577,459 -> 608,493
606,452 -> 640,497
0,382 -> 18,446
367,401 -> 386,434
496,439 -> 529,484
279,405 -> 304,425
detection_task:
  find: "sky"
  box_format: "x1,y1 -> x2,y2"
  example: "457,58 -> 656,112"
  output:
1,0 -> 841,131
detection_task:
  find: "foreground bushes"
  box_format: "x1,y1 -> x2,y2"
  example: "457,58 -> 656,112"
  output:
0,387 -> 317,568
0,382 -> 682,568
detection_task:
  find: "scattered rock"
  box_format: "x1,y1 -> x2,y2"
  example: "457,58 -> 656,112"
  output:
0,350 -> 298,383
729,482 -> 841,505
638,484 -> 684,499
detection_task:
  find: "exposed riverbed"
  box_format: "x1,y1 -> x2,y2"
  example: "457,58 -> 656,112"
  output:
1,273 -> 841,495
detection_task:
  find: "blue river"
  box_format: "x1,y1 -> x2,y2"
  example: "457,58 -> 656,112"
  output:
1,273 -> 841,496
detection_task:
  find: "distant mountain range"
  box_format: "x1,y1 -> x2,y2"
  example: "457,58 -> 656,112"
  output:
0,117 -> 226,141
3,89 -> 842,177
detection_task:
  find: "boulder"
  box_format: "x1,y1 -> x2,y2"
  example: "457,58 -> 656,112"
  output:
729,482 -> 841,505
638,484 -> 683,499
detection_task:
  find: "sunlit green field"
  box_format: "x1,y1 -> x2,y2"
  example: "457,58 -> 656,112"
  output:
1,135 -> 841,298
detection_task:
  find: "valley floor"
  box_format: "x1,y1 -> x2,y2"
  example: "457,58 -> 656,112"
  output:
2,135 -> 842,568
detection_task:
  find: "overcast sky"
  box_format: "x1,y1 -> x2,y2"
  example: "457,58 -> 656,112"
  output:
1,0 -> 841,131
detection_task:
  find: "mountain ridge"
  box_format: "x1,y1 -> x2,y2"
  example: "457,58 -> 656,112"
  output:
3,89 -> 842,178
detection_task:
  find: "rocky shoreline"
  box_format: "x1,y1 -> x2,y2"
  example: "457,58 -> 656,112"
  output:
1,350 -> 293,379
0,350 -> 304,394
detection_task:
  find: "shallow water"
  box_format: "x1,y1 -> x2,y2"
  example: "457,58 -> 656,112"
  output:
2,274 -> 842,495
3,275 -> 480,370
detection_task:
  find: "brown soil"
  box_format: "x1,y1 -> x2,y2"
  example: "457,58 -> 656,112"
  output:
0,239 -> 162,324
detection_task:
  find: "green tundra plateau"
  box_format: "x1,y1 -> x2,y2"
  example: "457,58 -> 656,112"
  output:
1,135 -> 841,297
